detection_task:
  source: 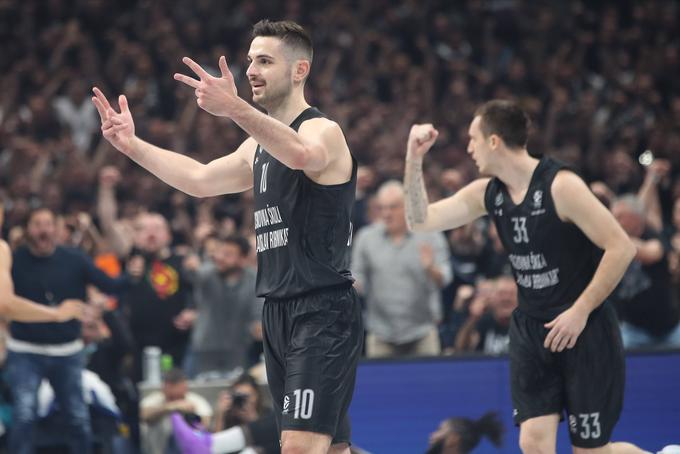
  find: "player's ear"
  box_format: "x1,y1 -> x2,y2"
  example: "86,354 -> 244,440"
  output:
293,59 -> 310,83
489,134 -> 499,149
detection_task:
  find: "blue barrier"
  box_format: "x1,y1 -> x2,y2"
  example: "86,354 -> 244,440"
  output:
350,350 -> 680,453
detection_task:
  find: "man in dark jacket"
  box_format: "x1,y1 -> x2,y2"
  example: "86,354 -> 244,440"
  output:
8,207 -> 129,454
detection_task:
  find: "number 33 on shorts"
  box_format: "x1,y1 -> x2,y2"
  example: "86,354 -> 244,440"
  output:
569,412 -> 601,440
283,389 -> 315,420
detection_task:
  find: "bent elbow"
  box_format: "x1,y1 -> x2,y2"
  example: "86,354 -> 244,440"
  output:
623,238 -> 638,265
288,149 -> 312,171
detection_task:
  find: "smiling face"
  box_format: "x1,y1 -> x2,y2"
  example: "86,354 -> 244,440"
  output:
246,36 -> 306,110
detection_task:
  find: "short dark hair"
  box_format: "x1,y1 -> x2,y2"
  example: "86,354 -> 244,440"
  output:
217,233 -> 251,257
162,368 -> 186,384
474,100 -> 530,149
25,206 -> 55,227
252,19 -> 313,62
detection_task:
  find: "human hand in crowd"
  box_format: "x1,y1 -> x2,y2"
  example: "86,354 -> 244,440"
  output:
193,222 -> 214,246
453,285 -> 475,311
543,304 -> 589,352
644,158 -> 671,185
92,87 -> 136,155
182,253 -> 201,272
166,399 -> 196,414
99,166 -> 121,189
76,212 -> 92,231
419,243 -> 435,271
468,291 -> 488,321
250,321 -> 263,341
216,391 -> 233,414
173,308 -> 196,330
87,286 -> 112,312
406,124 -> 439,160
55,299 -> 87,322
127,255 -> 146,280
174,56 -> 238,117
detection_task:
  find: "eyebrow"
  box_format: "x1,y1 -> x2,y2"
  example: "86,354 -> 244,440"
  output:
247,53 -> 275,61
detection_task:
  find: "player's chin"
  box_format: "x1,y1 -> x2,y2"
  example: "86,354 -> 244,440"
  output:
251,92 -> 264,104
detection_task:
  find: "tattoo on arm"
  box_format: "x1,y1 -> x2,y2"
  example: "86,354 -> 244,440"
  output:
404,159 -> 429,228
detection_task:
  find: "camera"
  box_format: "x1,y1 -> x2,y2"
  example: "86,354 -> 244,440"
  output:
231,391 -> 249,408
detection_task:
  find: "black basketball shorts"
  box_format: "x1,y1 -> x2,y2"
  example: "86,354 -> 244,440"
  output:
509,302 -> 625,448
262,285 -> 364,444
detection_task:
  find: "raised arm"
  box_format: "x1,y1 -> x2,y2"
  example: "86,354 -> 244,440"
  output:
404,124 -> 489,232
174,57 -> 351,181
92,87 -> 254,197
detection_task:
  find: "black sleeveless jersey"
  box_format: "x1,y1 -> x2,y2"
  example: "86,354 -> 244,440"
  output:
484,157 -> 602,321
252,107 -> 357,299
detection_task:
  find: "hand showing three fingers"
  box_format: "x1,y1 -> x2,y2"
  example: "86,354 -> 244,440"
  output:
91,87 -> 135,155
174,56 -> 238,117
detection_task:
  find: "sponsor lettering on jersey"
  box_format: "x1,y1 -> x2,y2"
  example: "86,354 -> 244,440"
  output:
254,205 -> 290,253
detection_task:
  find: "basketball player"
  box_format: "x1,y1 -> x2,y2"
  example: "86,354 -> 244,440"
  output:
92,20 -> 361,454
403,100 -> 647,453
0,200 -> 85,323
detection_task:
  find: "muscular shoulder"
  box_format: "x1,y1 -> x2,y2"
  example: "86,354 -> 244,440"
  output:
298,117 -> 342,135
298,118 -> 351,183
551,169 -> 586,193
550,170 -> 596,222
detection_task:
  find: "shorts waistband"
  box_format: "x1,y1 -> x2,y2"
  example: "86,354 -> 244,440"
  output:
264,282 -> 354,303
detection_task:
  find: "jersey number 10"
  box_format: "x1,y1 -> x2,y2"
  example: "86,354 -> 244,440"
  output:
259,162 -> 270,194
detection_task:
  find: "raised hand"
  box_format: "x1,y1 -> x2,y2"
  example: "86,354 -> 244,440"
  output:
174,56 -> 238,117
99,165 -> 121,189
92,87 -> 135,154
407,124 -> 439,160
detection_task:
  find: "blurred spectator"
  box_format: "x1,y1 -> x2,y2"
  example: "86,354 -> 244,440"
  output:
7,207 -> 128,454
0,200 -> 86,328
83,286 -> 139,450
116,212 -> 194,382
440,221 -> 509,349
140,368 -> 212,454
352,165 -> 377,233
610,195 -> 680,348
181,234 -> 263,379
352,181 -> 451,357
213,373 -> 265,432
669,196 -> 680,287
455,276 -> 518,355
425,411 -> 503,454
172,373 -> 280,454
637,158 -> 672,234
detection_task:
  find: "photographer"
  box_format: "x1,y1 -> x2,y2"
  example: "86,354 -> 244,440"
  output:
173,373 -> 280,454
140,368 -> 212,454
214,374 -> 263,432
454,276 -> 517,355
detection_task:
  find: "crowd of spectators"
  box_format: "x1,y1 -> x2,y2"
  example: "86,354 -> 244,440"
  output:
1,0 -> 680,452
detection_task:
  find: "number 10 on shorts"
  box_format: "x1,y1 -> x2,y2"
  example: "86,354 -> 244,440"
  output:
284,389 -> 315,419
